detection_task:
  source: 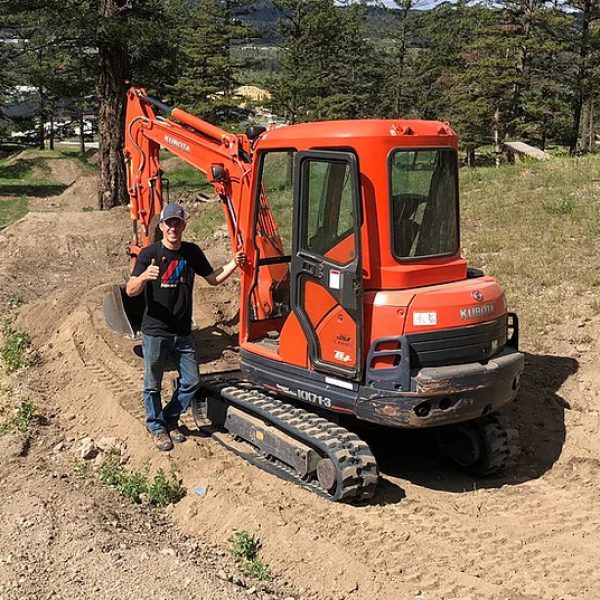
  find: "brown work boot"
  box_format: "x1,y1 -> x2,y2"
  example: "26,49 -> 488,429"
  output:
151,431 -> 173,452
168,425 -> 186,444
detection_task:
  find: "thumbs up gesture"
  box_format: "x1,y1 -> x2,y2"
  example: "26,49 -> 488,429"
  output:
144,257 -> 160,281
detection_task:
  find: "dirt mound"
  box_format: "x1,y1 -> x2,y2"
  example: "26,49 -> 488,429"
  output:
36,157 -> 85,186
48,175 -> 99,211
2,203 -> 600,599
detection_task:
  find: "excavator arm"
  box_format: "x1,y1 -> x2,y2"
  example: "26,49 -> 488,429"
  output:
104,87 -> 286,337
123,87 -> 252,262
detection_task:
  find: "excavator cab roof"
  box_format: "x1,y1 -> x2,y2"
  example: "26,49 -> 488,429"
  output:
257,119 -> 457,147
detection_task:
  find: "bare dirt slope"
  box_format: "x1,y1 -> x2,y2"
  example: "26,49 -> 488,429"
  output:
1,160 -> 599,600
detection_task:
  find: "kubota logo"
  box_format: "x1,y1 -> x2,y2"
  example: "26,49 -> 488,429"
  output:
164,135 -> 190,153
460,304 -> 496,320
472,290 -> 484,302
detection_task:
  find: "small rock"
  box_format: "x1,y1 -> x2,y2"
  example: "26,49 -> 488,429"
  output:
246,587 -> 257,595
217,570 -> 228,581
160,547 -> 176,557
97,437 -> 126,454
78,437 -> 97,460
53,442 -> 65,452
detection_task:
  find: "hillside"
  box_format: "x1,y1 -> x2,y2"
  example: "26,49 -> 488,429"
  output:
0,150 -> 599,600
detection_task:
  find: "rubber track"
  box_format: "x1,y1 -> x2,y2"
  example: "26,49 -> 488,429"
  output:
476,412 -> 520,476
208,382 -> 379,503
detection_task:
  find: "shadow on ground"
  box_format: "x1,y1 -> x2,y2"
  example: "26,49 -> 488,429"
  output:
358,351 -> 577,496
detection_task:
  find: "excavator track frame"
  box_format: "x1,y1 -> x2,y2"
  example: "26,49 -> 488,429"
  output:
191,372 -> 378,502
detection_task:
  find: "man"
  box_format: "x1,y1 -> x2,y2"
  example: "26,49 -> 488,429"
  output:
126,203 -> 245,451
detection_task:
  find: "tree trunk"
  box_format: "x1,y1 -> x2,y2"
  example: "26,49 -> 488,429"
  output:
589,98 -> 596,153
79,107 -> 86,156
466,147 -> 475,167
570,0 -> 591,155
97,0 -> 129,210
49,111 -> 55,151
37,89 -> 46,150
494,108 -> 501,169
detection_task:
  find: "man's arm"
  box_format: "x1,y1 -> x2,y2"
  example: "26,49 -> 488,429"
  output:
204,251 -> 246,286
126,258 -> 159,296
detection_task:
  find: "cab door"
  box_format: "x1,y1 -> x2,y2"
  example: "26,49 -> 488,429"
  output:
291,150 -> 363,381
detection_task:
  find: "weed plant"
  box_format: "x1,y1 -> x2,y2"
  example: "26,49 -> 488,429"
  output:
228,530 -> 271,581
0,323 -> 40,373
0,400 -> 35,436
98,455 -> 184,507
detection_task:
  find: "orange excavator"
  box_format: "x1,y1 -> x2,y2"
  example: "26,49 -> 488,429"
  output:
104,87 -> 524,502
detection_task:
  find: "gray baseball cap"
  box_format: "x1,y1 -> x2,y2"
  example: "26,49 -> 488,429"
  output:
159,203 -> 189,222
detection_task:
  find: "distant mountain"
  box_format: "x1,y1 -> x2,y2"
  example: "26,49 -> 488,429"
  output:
234,1 -> 413,45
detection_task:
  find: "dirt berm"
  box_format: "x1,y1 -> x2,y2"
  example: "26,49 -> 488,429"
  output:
1,166 -> 599,600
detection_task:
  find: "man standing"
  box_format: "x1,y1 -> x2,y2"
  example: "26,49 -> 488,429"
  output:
126,203 -> 245,451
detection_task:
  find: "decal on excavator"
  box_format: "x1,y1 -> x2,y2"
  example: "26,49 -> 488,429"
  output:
460,304 -> 495,320
297,389 -> 332,408
164,135 -> 190,153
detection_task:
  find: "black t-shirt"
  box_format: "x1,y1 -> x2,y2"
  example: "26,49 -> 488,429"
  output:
132,241 -> 213,336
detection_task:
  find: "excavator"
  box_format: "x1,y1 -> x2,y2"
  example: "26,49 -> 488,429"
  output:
104,86 -> 524,502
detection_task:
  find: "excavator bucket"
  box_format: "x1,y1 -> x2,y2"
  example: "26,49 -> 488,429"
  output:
102,284 -> 145,338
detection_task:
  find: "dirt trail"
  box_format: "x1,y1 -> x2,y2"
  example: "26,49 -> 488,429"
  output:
1,160 -> 599,600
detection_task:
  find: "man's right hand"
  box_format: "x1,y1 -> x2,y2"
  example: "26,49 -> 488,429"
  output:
143,258 -> 160,281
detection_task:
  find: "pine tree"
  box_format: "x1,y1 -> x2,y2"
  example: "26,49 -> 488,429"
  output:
564,0 -> 600,153
166,0 -> 251,126
273,0 -> 383,122
4,0 -> 174,209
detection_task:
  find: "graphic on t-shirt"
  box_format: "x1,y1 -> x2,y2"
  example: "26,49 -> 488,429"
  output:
161,259 -> 186,288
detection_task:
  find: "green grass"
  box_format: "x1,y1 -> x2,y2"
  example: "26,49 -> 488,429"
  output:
98,455 -> 184,507
0,197 -> 28,227
187,202 -> 227,242
228,530 -> 271,581
0,323 -> 40,373
460,155 -> 600,350
159,155 -> 213,194
0,154 -> 67,197
0,400 -> 35,436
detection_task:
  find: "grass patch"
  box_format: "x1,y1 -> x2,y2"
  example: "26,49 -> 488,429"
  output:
0,400 -> 35,436
0,152 -> 70,198
460,155 -> 600,350
0,323 -> 40,373
98,455 -> 184,507
162,159 -> 214,195
187,202 -> 226,242
228,530 -> 271,581
4,292 -> 25,309
0,197 -> 28,227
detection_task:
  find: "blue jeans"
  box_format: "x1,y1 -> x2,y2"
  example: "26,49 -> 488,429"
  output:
142,334 -> 200,434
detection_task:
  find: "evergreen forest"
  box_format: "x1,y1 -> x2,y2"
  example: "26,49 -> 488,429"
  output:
1,0 -> 598,207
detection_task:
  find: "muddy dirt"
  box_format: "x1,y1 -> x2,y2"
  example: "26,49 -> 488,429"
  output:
1,156 -> 599,600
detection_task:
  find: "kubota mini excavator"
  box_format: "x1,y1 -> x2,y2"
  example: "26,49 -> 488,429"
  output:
104,87 -> 524,502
